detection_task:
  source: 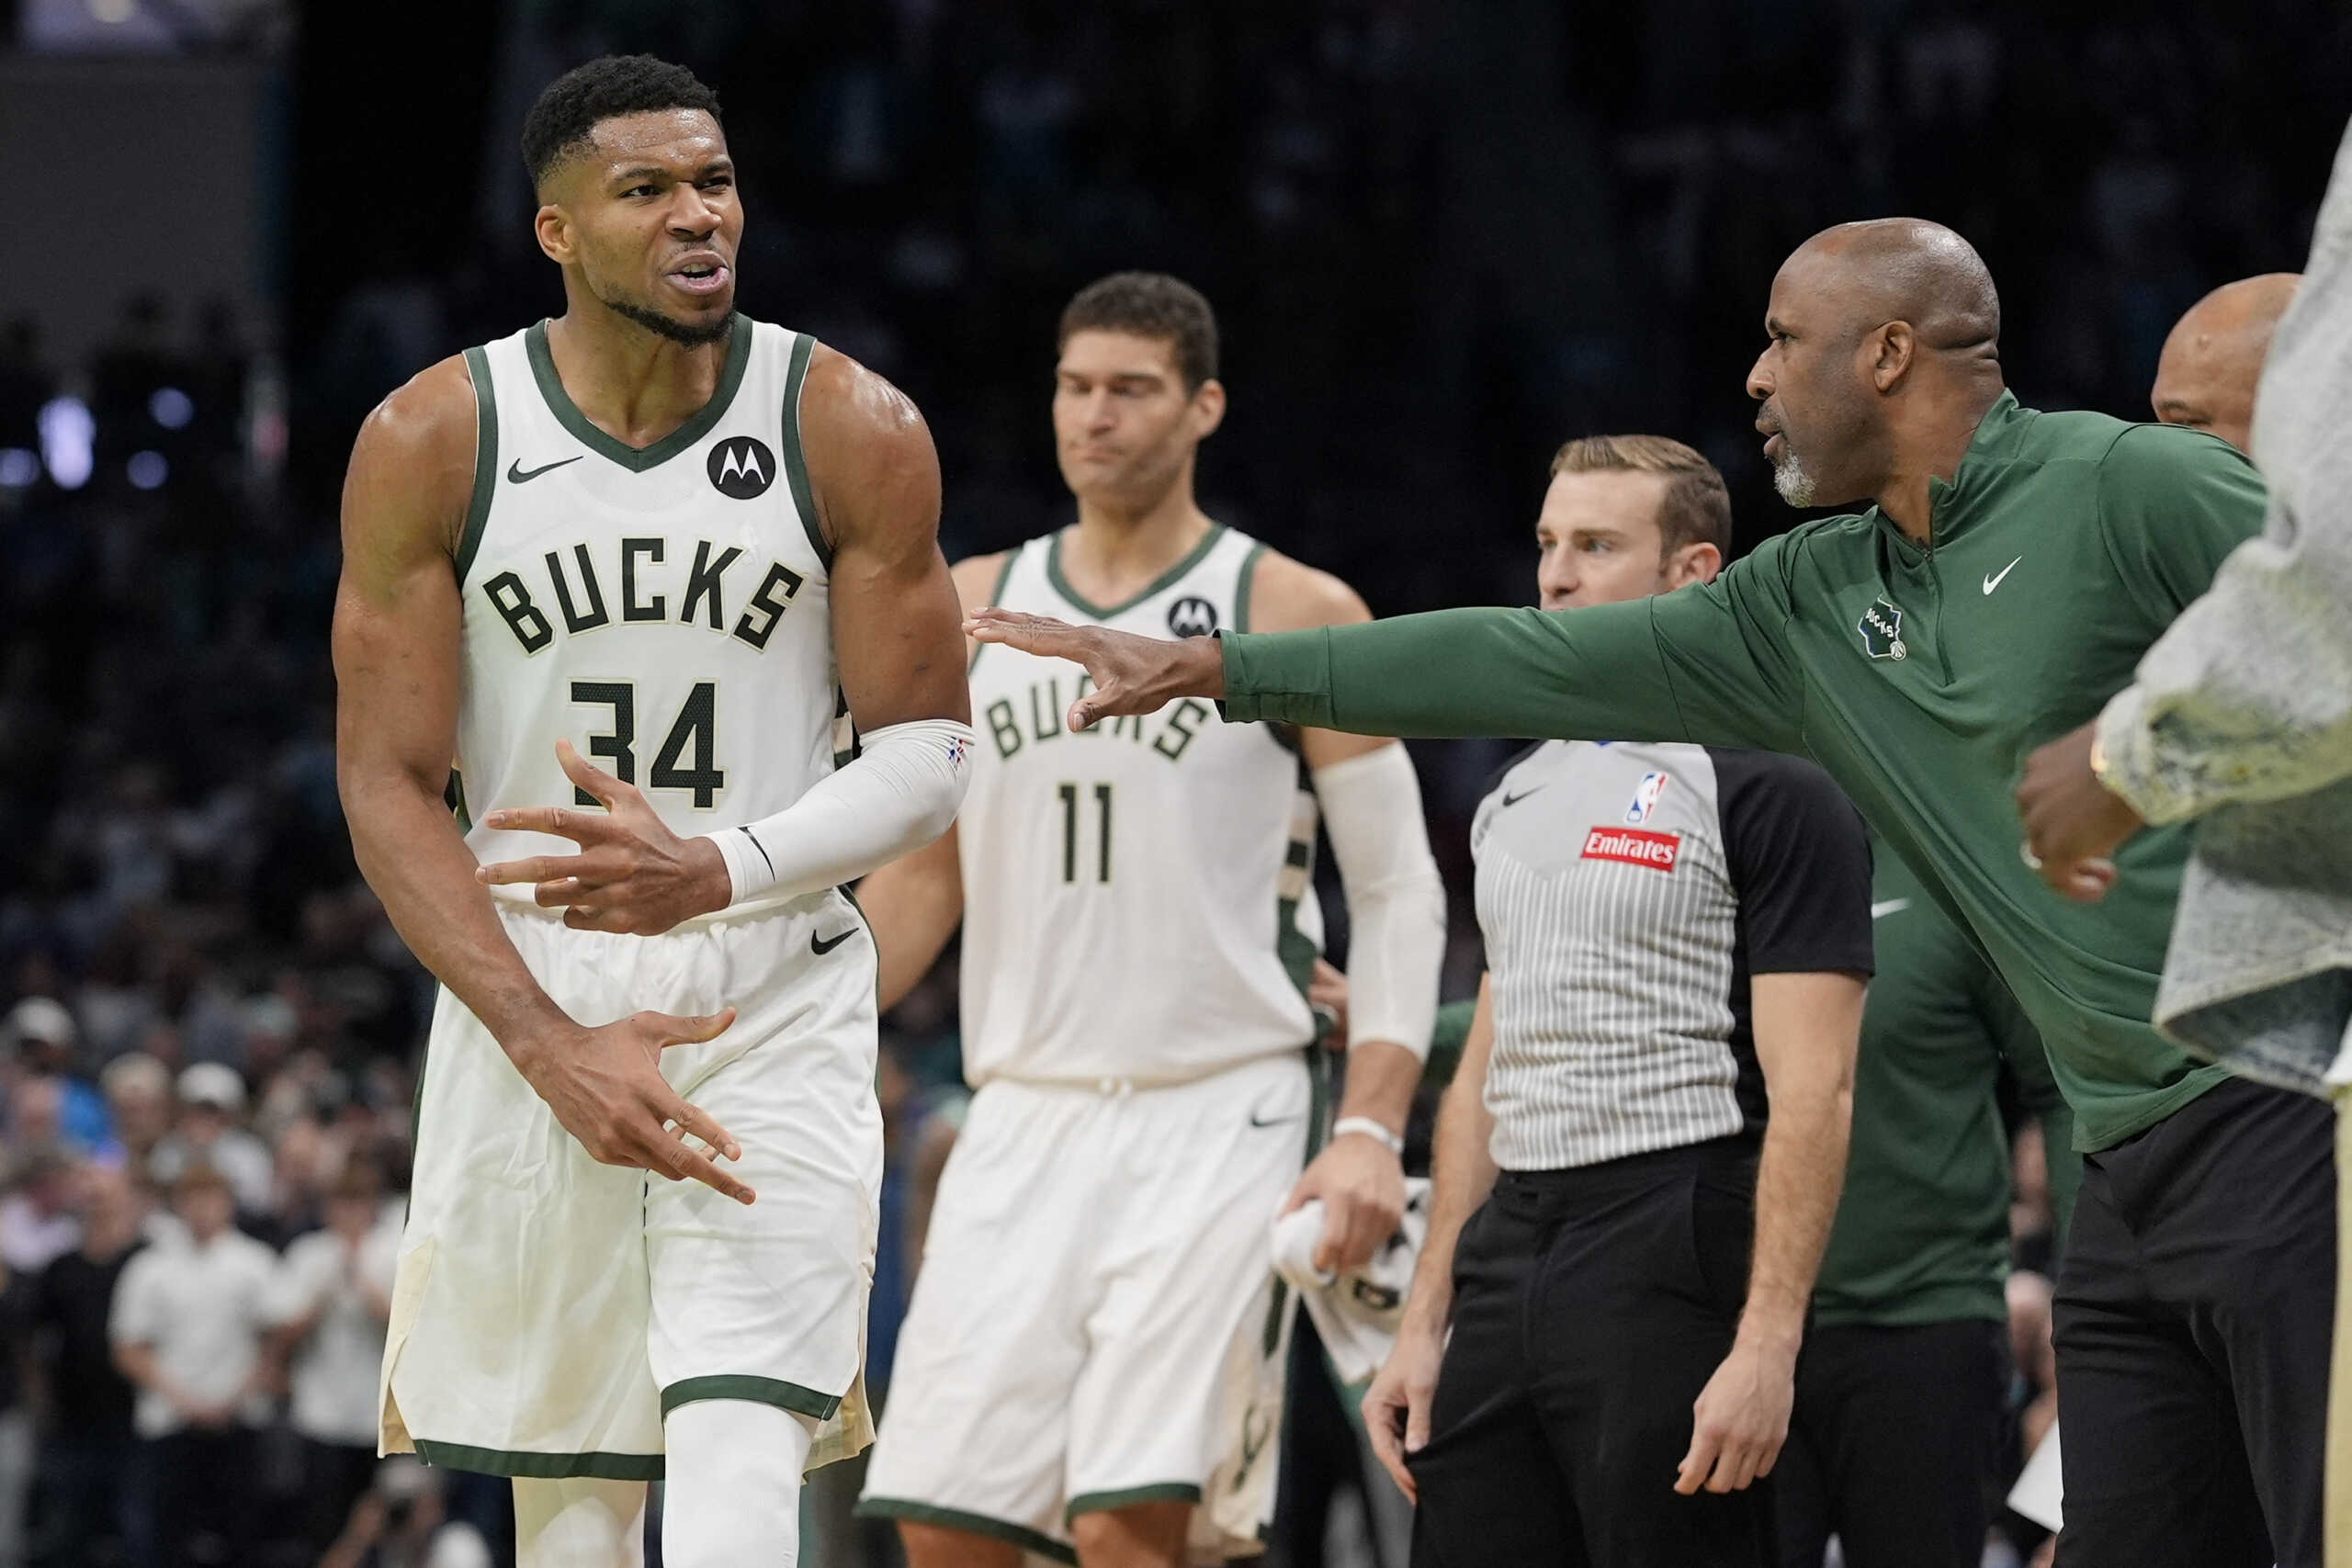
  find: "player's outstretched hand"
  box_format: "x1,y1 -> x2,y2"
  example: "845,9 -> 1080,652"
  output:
1363,1319 -> 1443,1502
963,607 -> 1226,728
514,1008 -> 754,1205
2016,719 -> 2138,902
1676,1336 -> 1793,1496
475,739 -> 734,934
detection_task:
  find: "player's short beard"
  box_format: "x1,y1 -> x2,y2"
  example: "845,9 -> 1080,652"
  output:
605,289 -> 735,348
1770,441 -> 1818,507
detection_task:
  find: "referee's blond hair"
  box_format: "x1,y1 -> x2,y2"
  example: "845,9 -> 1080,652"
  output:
1550,434 -> 1732,556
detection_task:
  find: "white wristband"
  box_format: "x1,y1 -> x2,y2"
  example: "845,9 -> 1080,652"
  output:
1330,1116 -> 1404,1156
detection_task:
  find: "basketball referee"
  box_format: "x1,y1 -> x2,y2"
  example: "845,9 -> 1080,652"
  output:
971,218 -> 2328,1567
1359,435 -> 1872,1567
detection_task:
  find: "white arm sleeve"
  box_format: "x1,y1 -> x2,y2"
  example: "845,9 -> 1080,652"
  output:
705,716 -> 974,908
1313,742 -> 1446,1059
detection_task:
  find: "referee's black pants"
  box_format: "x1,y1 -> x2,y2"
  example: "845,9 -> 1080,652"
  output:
2053,1074 -> 2335,1568
1773,1318 -> 2007,1568
1407,1137 -> 1772,1568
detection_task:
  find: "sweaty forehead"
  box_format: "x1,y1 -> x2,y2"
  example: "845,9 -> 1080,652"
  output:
577,108 -> 728,179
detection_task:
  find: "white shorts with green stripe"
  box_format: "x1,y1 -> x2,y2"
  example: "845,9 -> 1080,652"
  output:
859,1052 -> 1312,1563
379,887 -> 883,1480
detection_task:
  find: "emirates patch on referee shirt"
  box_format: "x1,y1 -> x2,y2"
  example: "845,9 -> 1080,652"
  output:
1581,826 -> 1682,872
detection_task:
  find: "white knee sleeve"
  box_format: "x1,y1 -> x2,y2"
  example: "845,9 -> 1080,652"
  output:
514,1475 -> 649,1568
660,1400 -> 820,1568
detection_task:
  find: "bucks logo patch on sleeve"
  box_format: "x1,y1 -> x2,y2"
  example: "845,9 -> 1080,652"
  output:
1858,596 -> 1907,660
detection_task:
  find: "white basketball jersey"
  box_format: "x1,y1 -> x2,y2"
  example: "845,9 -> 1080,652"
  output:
452,317 -> 842,893
958,525 -> 1323,1088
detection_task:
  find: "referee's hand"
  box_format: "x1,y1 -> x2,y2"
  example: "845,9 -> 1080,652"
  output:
1363,1321 -> 1444,1502
963,608 -> 1227,728
1676,1337 -> 1794,1495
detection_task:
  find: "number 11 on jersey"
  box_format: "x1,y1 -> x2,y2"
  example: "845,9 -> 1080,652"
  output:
1057,782 -> 1112,884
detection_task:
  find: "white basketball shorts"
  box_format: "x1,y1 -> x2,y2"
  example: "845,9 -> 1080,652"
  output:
379,887 -> 883,1480
859,1052 -> 1316,1564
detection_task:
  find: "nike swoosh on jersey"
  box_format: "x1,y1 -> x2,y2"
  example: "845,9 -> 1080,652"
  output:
1983,557 -> 2023,595
810,927 -> 860,956
1501,785 -> 1545,808
1871,898 -> 1912,919
507,455 -> 582,483
1247,1111 -> 1303,1129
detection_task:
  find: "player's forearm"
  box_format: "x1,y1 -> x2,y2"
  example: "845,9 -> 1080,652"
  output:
1334,1041 -> 1421,1137
1220,604 -> 1683,743
857,832 -> 965,1013
341,766 -> 569,1052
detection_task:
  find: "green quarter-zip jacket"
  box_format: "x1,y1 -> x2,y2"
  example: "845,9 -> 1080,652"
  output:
1220,393 -> 2267,1150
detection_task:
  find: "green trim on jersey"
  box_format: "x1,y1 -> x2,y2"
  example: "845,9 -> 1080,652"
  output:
779,332 -> 830,570
1046,523 -> 1227,620
522,315 -> 752,473
413,1438 -> 663,1482
659,1373 -> 842,1421
455,346 -> 499,584
1067,1483 -> 1203,1519
1234,540 -> 1270,632
446,769 -> 471,833
854,1499 -> 1077,1564
967,546 -> 1024,674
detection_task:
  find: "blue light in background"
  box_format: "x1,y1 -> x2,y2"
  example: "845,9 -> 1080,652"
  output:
37,398 -> 93,490
127,450 -> 169,491
150,387 -> 195,430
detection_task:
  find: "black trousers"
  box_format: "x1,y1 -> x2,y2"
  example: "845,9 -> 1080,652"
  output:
2053,1075 -> 2335,1568
144,1428 -> 255,1568
1408,1139 -> 1772,1568
1774,1318 -> 2006,1568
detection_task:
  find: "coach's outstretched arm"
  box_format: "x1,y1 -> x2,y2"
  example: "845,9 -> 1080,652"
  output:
965,539 -> 1807,753
476,349 -> 976,929
333,359 -> 752,1204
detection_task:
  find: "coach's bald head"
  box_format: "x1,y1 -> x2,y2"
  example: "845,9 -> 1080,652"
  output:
2151,273 -> 2299,457
1747,219 -> 2008,535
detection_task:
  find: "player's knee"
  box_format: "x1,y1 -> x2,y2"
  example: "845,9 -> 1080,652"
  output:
895,1518 -> 1024,1568
1068,1499 -> 1190,1568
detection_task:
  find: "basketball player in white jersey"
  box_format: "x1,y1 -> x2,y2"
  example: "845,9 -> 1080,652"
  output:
332,56 -> 974,1568
854,273 -> 1448,1568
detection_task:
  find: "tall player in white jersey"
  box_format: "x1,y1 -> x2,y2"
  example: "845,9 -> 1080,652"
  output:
332,57 -> 974,1568
855,273 -> 1449,1568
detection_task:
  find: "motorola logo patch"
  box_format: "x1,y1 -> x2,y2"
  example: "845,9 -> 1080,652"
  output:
1167,595 -> 1219,637
707,436 -> 776,500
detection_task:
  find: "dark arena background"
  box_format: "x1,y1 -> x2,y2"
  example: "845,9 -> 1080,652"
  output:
0,3 -> 2345,1566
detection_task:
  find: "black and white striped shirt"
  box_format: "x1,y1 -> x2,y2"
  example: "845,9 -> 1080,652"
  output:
1471,740 -> 1872,1170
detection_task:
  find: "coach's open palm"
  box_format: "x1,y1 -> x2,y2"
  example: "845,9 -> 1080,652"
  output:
964,607 -> 1225,728
514,1007 -> 754,1206
477,739 -> 733,934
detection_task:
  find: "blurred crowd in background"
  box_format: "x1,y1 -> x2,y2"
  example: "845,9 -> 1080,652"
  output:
0,1 -> 2344,1565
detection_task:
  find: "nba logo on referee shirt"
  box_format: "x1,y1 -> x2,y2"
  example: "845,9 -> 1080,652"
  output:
1625,771 -> 1670,824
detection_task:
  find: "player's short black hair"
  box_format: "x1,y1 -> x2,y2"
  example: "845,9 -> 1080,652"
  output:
1057,272 -> 1220,392
521,55 -> 722,192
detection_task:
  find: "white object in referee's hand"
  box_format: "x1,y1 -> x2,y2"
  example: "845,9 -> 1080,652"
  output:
1270,1178 -> 1430,1384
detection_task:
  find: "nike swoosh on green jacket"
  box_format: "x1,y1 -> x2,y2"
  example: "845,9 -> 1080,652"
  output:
1219,392 -> 2267,1152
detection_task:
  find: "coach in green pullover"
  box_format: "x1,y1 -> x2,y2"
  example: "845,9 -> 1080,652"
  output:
968,219 -> 2332,1568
